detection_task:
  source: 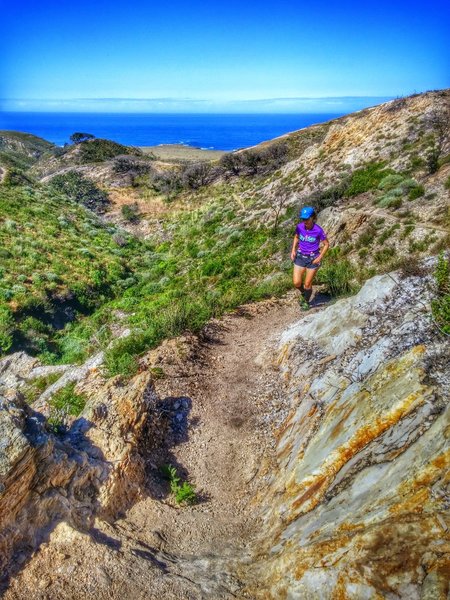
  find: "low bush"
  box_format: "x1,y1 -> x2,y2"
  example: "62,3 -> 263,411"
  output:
345,162 -> 393,197
79,139 -> 134,163
394,254 -> 425,278
0,304 -> 13,353
121,203 -> 141,223
408,184 -> 425,200
308,176 -> 352,212
48,171 -> 110,212
22,373 -> 61,404
356,227 -> 376,248
182,162 -> 213,189
49,382 -> 87,417
113,157 -> 153,177
316,248 -> 355,296
2,167 -> 34,187
378,173 -> 405,191
431,253 -> 450,334
220,142 -> 288,177
150,170 -> 183,199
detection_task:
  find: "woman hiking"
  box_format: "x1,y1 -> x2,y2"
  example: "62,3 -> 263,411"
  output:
291,206 -> 329,307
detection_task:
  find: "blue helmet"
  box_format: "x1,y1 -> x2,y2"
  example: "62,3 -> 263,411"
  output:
300,206 -> 315,219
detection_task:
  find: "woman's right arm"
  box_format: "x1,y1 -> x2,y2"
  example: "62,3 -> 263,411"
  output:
291,235 -> 299,261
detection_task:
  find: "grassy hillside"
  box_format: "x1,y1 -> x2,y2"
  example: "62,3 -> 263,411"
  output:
0,90 -> 449,374
0,185 -> 142,355
0,131 -> 56,184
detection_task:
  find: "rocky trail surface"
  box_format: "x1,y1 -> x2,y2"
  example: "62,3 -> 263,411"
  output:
3,291 -> 306,599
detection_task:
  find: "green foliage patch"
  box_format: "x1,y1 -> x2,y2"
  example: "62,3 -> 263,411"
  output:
345,162 -> 394,197
160,464 -> 197,505
431,253 -> 450,334
315,248 -> 356,296
0,185 -> 142,359
48,171 -> 110,212
49,382 -> 86,417
79,139 -> 134,163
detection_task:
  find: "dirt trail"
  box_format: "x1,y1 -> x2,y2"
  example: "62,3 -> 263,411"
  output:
4,292 -> 304,600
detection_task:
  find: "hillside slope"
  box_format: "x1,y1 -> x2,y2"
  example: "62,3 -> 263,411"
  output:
0,90 -> 449,599
0,90 -> 448,373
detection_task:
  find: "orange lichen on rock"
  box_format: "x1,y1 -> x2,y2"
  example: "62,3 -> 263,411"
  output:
283,348 -> 432,519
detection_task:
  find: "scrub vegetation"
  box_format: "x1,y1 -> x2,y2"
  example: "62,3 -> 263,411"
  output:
432,252 -> 450,334
0,90 -> 448,376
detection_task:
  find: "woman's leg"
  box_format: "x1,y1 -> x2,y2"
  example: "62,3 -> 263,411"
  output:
303,267 -> 319,302
293,265 -> 306,291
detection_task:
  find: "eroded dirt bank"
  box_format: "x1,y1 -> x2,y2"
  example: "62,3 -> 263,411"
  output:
3,292 -> 302,600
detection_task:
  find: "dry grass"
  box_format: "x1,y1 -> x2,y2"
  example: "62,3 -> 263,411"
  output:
139,144 -> 225,162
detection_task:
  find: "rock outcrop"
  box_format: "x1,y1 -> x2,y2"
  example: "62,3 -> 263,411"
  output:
247,271 -> 449,599
0,367 -> 158,584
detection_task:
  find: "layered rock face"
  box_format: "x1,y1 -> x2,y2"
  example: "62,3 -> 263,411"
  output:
250,272 -> 449,599
0,368 -> 157,582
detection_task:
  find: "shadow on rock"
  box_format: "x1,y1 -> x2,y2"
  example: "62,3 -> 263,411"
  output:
0,402 -> 117,593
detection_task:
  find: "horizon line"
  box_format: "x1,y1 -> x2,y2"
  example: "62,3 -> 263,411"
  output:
0,95 -> 397,115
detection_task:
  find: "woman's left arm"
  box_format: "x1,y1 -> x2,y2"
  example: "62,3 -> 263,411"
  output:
312,239 -> 329,264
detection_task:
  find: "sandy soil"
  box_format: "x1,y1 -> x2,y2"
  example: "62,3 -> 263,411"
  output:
4,292 -> 306,600
140,144 -> 225,162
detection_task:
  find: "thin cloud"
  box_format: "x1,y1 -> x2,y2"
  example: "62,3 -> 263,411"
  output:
0,95 -> 394,113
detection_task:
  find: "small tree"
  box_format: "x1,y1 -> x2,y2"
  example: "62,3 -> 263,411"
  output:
182,162 -> 212,189
241,150 -> 261,175
150,170 -> 183,200
271,189 -> 290,232
70,132 -> 95,144
220,152 -> 242,176
424,103 -> 450,174
121,203 -> 141,223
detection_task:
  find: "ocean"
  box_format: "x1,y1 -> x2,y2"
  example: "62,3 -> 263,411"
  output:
0,112 -> 343,151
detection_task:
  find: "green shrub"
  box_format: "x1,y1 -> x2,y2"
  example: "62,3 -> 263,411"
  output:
2,168 -> 34,187
79,139 -> 133,163
434,252 -> 449,293
431,295 -> 450,334
401,224 -> 415,239
316,249 -> 355,296
389,198 -> 403,210
49,382 -> 87,417
378,174 -> 404,191
356,228 -> 376,248
408,185 -> 425,200
345,163 -> 393,197
104,351 -> 139,378
22,373 -> 61,404
121,203 -> 141,223
431,253 -> 450,334
160,464 -> 197,505
0,304 -> 13,353
48,171 -> 109,212
377,224 -> 400,244
408,154 -> 425,171
444,176 -> 450,190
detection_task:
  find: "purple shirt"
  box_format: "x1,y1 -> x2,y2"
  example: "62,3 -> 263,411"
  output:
295,222 -> 327,254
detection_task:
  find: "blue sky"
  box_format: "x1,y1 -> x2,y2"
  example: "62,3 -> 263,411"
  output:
1,0 -> 449,113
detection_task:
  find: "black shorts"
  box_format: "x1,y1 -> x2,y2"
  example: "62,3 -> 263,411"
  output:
293,251 -> 321,269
